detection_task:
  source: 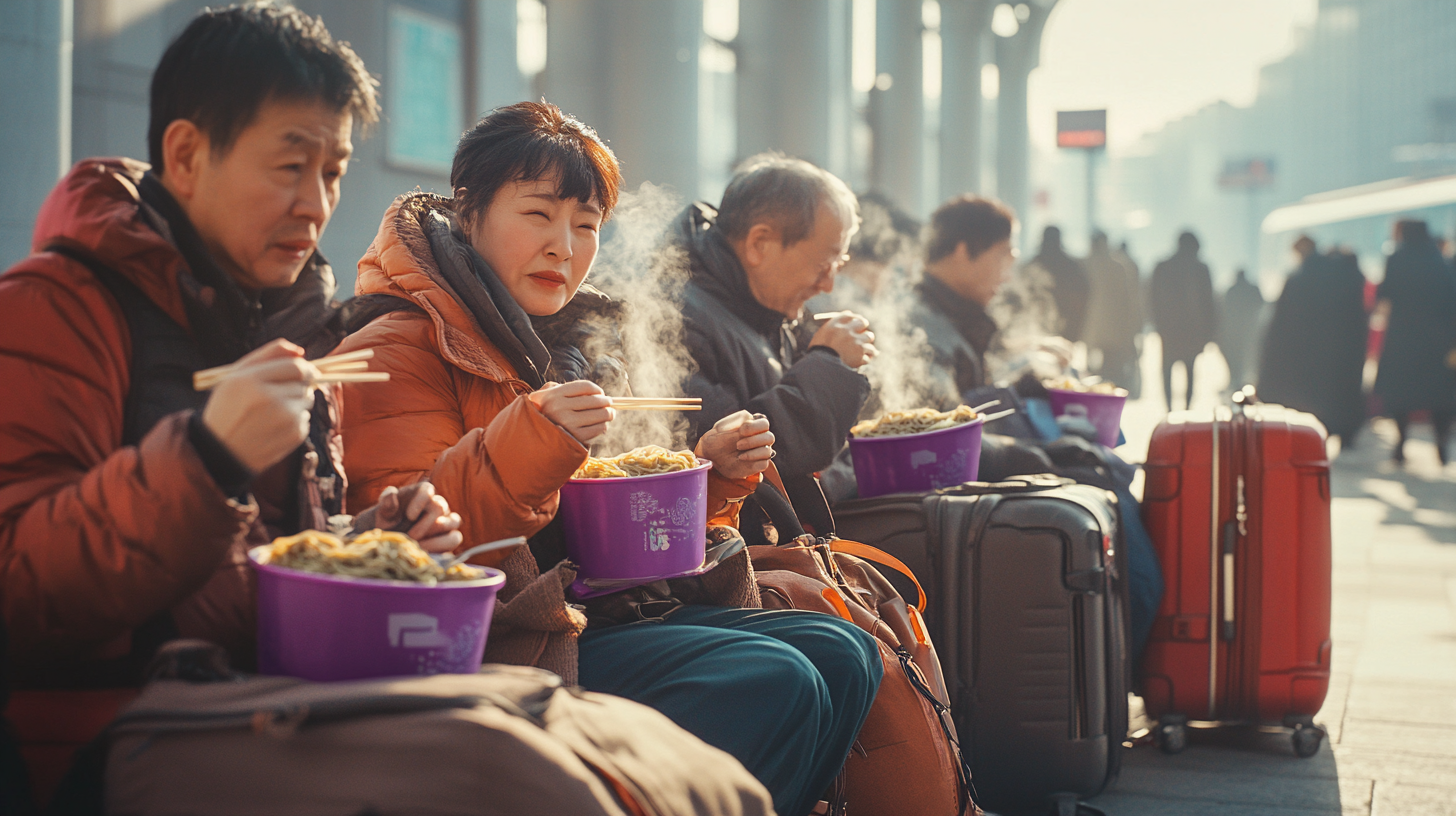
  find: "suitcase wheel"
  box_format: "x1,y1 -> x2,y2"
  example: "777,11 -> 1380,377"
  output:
1155,715 -> 1188,755
1291,724 -> 1324,758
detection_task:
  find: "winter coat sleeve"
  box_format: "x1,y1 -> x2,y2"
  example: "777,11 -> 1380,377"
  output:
686,315 -> 870,480
337,314 -> 589,551
0,262 -> 256,662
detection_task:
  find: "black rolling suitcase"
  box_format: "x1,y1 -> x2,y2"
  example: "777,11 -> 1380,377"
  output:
834,478 -> 1129,816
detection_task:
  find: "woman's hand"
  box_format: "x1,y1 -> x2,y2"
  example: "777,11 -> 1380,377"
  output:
695,410 -> 775,481
528,380 -> 615,446
352,482 -> 463,553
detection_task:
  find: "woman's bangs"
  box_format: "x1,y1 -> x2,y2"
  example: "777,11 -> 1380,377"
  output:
515,137 -> 611,213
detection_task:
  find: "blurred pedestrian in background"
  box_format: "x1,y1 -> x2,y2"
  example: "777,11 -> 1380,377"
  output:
1150,231 -> 1217,411
1219,267 -> 1266,392
804,191 -> 918,318
1258,237 -> 1368,443
1024,225 -> 1090,343
1374,219 -> 1456,465
914,195 -> 1018,401
1083,230 -> 1144,397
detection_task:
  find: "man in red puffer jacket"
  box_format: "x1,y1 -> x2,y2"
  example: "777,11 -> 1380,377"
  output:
0,6 -> 462,803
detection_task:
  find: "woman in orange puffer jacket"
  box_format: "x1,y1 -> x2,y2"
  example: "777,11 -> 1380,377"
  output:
336,101 -> 881,816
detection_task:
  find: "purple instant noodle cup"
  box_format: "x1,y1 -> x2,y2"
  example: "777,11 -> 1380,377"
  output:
1046,387 -> 1129,448
559,460 -> 712,583
250,547 -> 504,682
849,417 -> 984,498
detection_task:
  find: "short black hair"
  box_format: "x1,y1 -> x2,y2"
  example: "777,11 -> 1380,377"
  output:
451,101 -> 622,223
924,195 -> 1015,264
148,3 -> 379,172
849,191 -> 920,265
717,153 -> 859,246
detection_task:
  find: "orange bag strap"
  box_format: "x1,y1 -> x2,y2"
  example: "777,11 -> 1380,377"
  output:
828,539 -> 927,614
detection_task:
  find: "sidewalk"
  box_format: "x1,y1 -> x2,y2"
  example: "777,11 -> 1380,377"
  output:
1086,340 -> 1456,815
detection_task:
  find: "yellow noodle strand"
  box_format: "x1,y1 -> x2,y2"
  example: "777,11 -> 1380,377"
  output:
573,445 -> 700,479
264,529 -> 485,585
851,405 -> 979,438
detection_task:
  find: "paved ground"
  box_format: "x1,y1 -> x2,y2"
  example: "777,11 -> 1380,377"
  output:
1081,339 -> 1456,815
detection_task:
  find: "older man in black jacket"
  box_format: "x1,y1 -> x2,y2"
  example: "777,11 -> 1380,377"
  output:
674,154 -> 873,532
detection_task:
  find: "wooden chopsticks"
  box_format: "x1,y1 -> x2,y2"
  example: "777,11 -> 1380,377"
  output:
611,396 -> 702,412
192,348 -> 389,391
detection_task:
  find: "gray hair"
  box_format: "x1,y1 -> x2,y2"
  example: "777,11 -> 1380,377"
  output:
716,152 -> 859,245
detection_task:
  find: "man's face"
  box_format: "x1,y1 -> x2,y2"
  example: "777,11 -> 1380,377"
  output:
176,98 -> 353,290
959,238 -> 1017,306
738,203 -> 852,319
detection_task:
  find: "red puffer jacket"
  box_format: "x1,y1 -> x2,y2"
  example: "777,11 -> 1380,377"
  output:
0,158 -> 346,802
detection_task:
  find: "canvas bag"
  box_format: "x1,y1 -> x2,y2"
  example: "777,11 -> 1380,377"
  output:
103,662 -> 774,816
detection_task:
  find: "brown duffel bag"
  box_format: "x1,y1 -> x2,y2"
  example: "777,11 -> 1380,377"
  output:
103,660 -> 775,816
750,535 -> 979,816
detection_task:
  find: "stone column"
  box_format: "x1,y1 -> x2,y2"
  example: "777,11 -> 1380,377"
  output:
541,0 -> 701,199
937,0 -> 994,201
0,0 -> 72,267
474,0 -> 526,115
736,0 -> 854,179
869,0 -> 924,216
993,0 -> 1053,229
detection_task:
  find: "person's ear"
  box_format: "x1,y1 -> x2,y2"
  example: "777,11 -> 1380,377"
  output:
159,119 -> 207,203
741,222 -> 779,269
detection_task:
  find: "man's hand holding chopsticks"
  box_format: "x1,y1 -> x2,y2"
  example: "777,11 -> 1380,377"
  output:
200,339 -> 319,474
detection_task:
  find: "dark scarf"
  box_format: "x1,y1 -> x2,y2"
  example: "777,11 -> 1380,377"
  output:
420,207 -> 624,390
919,274 -> 999,357
136,172 -> 342,362
676,202 -> 793,343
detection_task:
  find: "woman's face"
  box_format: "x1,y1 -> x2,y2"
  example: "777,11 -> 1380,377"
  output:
463,176 -> 604,316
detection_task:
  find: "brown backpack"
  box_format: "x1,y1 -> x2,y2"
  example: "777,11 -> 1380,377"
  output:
750,535 -> 979,816
103,664 -> 775,816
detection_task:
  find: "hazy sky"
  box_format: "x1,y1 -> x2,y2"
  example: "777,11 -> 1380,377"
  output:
1027,0 -> 1320,153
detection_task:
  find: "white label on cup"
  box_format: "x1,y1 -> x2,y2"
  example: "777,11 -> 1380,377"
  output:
388,613 -> 451,648
910,450 -> 938,470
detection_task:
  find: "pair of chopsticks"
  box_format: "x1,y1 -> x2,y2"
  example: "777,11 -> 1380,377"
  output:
611,396 -> 702,412
192,348 -> 390,391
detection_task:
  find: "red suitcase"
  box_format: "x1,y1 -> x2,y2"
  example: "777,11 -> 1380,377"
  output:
1139,390 -> 1332,757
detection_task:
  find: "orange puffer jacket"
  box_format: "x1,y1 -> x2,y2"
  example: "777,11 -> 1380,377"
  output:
337,194 -> 759,679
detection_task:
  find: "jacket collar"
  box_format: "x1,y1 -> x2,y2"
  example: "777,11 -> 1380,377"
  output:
356,192 -> 621,387
676,202 -> 792,341
31,158 -> 340,364
919,274 -> 998,356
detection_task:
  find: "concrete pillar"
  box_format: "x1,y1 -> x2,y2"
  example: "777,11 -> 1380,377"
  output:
0,0 -> 72,268
993,1 -> 1052,235
869,0 -> 924,217
736,0 -> 854,180
937,0 -> 993,202
474,0 -> 526,115
541,0 -> 701,199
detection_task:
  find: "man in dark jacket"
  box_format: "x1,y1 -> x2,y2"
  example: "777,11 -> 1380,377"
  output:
677,155 -> 873,528
0,6 -> 460,779
1258,238 -> 1367,442
1025,225 -> 1091,342
1220,267 -> 1266,391
1375,219 -> 1456,463
1150,231 -> 1217,411
912,195 -> 1018,404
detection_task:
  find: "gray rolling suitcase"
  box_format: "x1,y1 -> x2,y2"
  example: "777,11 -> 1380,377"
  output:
835,478 -> 1129,816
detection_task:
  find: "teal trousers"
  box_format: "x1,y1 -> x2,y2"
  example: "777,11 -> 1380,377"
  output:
579,606 -> 882,816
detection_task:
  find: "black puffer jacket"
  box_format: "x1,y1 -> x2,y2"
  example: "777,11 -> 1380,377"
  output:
674,203 -> 870,521
912,274 -> 999,406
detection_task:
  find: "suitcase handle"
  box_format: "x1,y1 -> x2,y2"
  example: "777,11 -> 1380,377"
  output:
1221,521 -> 1236,641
